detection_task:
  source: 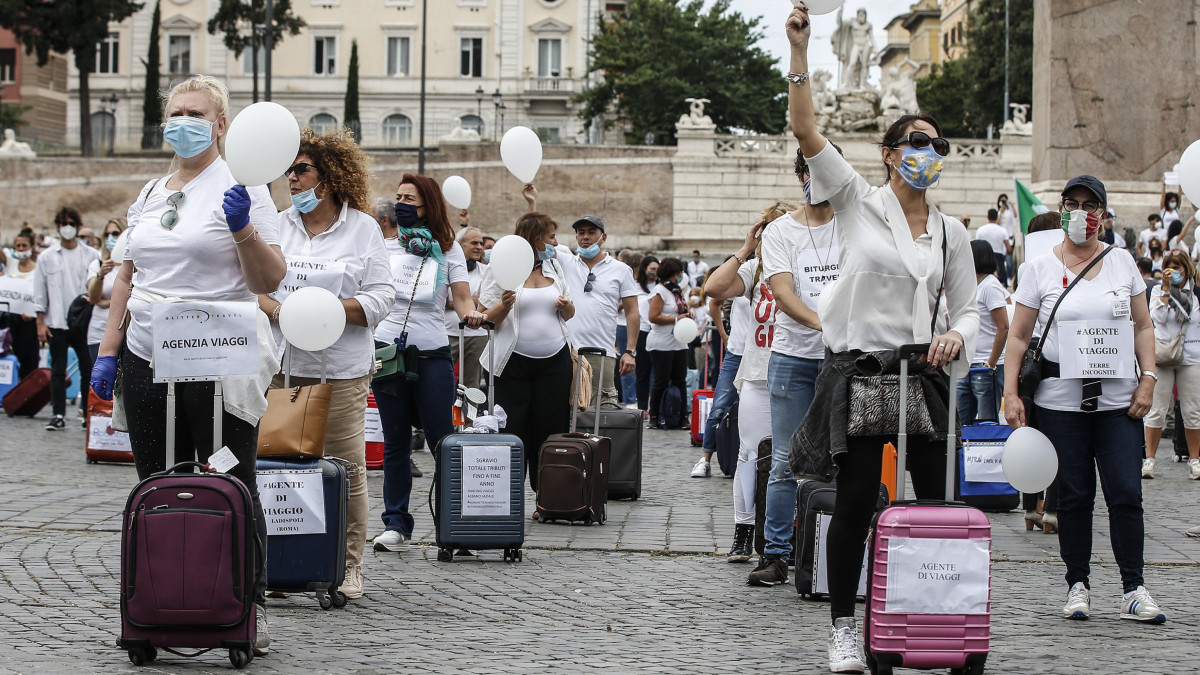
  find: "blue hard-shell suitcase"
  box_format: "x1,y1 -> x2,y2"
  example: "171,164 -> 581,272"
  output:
256,456 -> 350,609
957,422 -> 1020,512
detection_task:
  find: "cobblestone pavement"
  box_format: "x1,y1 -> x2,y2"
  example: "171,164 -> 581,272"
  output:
0,409 -> 1197,673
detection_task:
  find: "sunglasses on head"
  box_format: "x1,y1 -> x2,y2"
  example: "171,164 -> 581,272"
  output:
284,162 -> 316,178
889,131 -> 950,157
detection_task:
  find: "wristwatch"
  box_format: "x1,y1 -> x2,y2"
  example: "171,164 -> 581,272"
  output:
623,349 -> 637,358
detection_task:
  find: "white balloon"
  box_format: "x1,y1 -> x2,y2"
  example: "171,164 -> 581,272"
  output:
1178,139 -> 1200,204
225,102 -> 301,187
442,175 -> 472,210
791,0 -> 844,15
1001,426 -> 1059,493
673,317 -> 699,344
278,287 -> 347,352
489,235 -> 535,291
110,229 -> 131,263
500,126 -> 543,183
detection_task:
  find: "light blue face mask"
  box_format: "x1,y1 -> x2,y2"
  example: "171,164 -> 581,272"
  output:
576,242 -> 601,259
895,145 -> 944,191
105,234 -> 118,251
537,242 -> 555,261
483,249 -> 492,263
162,116 -> 215,159
1170,270 -> 1185,286
291,183 -> 323,214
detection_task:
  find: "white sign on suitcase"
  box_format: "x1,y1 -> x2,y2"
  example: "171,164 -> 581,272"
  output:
884,537 -> 991,614
257,468 -> 327,535
462,445 -> 511,517
814,513 -> 868,595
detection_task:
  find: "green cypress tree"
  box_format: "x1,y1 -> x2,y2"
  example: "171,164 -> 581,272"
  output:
140,0 -> 162,149
344,39 -> 360,143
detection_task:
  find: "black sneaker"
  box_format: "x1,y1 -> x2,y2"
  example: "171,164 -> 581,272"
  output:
747,555 -> 788,586
45,415 -> 65,431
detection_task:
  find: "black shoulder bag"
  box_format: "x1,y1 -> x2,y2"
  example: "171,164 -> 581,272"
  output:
1016,245 -> 1113,400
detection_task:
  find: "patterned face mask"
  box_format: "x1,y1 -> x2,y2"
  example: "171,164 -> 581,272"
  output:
895,145 -> 944,191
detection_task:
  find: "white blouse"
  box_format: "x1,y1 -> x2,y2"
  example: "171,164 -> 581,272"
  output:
806,140 -> 980,357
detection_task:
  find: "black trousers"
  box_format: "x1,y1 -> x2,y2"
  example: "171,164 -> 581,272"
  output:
491,346 -> 572,492
49,326 -> 92,415
120,350 -> 267,604
826,435 -> 948,621
635,331 -> 652,410
4,314 -> 39,380
647,348 -> 687,423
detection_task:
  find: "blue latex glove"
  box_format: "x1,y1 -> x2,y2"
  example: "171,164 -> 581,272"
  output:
222,185 -> 252,232
91,355 -> 118,401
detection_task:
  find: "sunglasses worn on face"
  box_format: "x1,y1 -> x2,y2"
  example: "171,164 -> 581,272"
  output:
160,191 -> 185,229
284,162 -> 315,178
584,272 -> 596,293
890,131 -> 951,157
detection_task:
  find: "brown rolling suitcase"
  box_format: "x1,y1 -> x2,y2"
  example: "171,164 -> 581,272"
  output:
534,347 -> 611,525
3,367 -> 54,417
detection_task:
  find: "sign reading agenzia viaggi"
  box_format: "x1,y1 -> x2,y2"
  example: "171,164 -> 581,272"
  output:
151,301 -> 259,382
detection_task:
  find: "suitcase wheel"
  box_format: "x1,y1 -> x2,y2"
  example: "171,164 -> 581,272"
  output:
598,505 -> 607,525
229,647 -> 253,669
503,547 -> 523,563
437,547 -> 454,562
127,646 -> 156,666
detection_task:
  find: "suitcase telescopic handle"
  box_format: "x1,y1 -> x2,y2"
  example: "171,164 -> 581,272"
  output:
459,319 -> 496,330
460,320 -> 499,416
896,343 -> 961,502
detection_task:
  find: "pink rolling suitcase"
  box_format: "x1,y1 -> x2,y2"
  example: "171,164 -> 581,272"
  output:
864,345 -> 991,675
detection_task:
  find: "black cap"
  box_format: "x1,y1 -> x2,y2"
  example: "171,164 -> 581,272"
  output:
1061,175 -> 1107,206
571,215 -> 605,232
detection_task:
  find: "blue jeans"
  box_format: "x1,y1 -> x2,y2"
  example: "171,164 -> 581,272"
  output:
956,363 -> 1004,424
1033,406 -> 1144,592
764,353 -> 823,557
702,351 -> 742,451
373,357 -> 456,536
616,325 -> 637,404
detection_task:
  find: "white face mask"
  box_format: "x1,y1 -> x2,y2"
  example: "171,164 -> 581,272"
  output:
11,249 -> 32,261
59,225 -> 77,241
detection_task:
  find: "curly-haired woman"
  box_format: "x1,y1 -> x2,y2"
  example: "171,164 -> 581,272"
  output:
257,128 -> 396,601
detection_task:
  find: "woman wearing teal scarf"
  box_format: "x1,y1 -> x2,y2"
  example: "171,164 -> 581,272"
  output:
371,173 -> 485,553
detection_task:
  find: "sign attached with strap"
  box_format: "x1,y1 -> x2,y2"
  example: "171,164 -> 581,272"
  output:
885,537 -> 991,614
461,445 -> 512,517
151,301 -> 259,382
272,255 -> 347,305
1056,319 -> 1134,379
256,467 -> 327,535
0,275 -> 36,316
390,254 -> 437,306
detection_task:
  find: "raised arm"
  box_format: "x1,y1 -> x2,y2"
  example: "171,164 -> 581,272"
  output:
786,7 -> 830,159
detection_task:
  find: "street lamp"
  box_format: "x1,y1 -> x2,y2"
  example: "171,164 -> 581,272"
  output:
492,89 -> 502,140
107,92 -> 119,157
475,86 -> 484,126
498,102 -> 507,136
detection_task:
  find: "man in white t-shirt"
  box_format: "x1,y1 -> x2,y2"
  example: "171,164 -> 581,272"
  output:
446,227 -> 488,390
974,209 -> 1010,287
562,215 -> 639,407
1138,214 -> 1166,258
33,207 -> 100,430
687,250 -> 710,288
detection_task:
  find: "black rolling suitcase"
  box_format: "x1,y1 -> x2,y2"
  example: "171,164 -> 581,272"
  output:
573,348 -> 643,500
792,479 -> 887,599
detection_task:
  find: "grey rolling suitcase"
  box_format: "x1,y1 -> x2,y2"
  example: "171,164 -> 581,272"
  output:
573,348 -> 644,500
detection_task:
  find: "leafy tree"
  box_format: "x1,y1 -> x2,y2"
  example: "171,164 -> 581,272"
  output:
344,39 -> 360,142
207,0 -> 305,102
961,0 -> 1033,136
915,60 -> 973,138
578,0 -> 786,145
0,102 -> 32,130
140,0 -> 162,150
0,0 -> 143,156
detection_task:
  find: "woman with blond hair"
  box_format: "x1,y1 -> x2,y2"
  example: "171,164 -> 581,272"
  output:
256,128 -> 396,599
85,217 -> 127,364
90,75 -> 286,655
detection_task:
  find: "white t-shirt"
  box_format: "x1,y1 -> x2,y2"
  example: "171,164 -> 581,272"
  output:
31,242 -> 99,330
562,253 -> 638,357
1168,236 -> 1189,254
998,205 -> 1018,239
646,284 -> 687,352
1148,284 -> 1200,366
85,258 -> 117,345
1161,208 -> 1183,228
123,158 -> 279,361
375,239 -> 468,351
636,286 -> 654,333
975,222 -> 1009,255
687,259 -> 709,286
726,296 -> 751,357
444,260 -> 486,338
761,212 -> 838,360
272,204 -> 396,379
805,141 -> 980,355
733,260 -> 777,389
692,301 -> 710,342
972,274 -> 1010,365
1013,247 -> 1144,411
513,285 -> 567,358
1139,227 -> 1167,251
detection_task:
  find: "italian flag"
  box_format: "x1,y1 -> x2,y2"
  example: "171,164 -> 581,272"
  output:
1015,179 -> 1050,234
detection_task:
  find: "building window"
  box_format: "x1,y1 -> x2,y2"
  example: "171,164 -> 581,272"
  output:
0,49 -> 15,83
241,45 -> 266,75
459,37 -> 482,78
168,35 -> 192,75
460,114 -> 484,134
382,113 -> 413,146
94,32 -> 119,75
309,113 -> 338,134
386,36 -> 410,77
537,38 -> 561,78
314,36 -> 337,76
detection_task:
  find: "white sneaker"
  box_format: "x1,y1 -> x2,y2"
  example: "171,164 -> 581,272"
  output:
253,605 -> 270,656
372,530 -> 409,552
1120,586 -> 1167,624
1188,458 -> 1200,480
690,458 -> 711,478
827,617 -> 866,673
1062,582 -> 1090,620
341,563 -> 364,599
1141,458 -> 1155,479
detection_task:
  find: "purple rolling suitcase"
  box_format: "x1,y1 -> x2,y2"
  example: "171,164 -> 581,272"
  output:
119,382 -> 258,669
864,346 -> 991,675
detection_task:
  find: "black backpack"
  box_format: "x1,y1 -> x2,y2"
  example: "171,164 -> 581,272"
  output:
67,295 -> 93,337
659,385 -> 684,429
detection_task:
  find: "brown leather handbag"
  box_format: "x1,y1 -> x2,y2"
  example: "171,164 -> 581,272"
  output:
258,347 -> 331,458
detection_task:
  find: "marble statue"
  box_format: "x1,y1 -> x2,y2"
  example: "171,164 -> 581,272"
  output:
832,7 -> 876,91
677,98 -> 714,128
812,70 -> 837,114
0,128 -> 35,158
441,118 -> 481,142
880,66 -> 919,114
1000,103 -> 1033,136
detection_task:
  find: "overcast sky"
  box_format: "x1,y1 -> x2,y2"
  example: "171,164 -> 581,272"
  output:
719,0 -> 899,88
